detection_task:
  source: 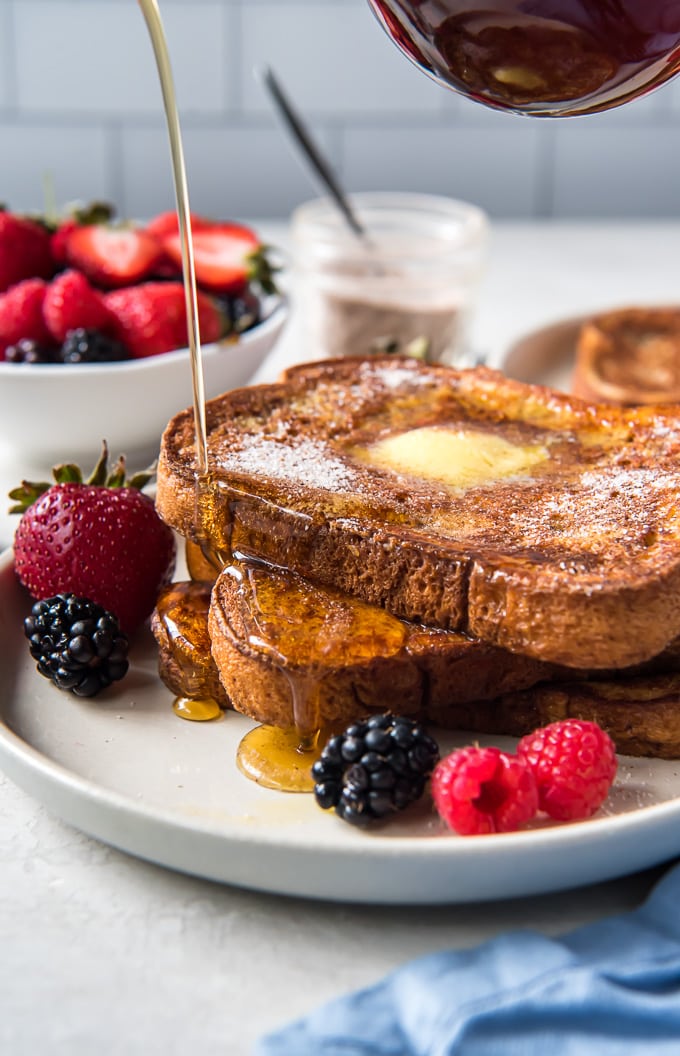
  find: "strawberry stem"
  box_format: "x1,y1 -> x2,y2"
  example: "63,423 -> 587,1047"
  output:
7,480 -> 50,515
247,244 -> 281,296
7,440 -> 157,516
87,441 -> 110,485
106,455 -> 128,488
53,464 -> 84,484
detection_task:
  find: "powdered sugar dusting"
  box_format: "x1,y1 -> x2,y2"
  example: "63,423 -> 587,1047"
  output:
370,363 -> 433,390
499,463 -> 680,553
229,436 -> 360,492
579,466 -> 670,498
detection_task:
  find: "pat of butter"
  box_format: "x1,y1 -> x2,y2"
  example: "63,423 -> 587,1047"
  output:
359,426 -> 548,488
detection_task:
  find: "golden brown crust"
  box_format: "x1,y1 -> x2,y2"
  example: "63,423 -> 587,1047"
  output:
145,559 -> 680,757
207,560 -> 559,733
151,581 -> 230,708
206,559 -> 680,738
206,561 -> 680,756
157,355 -> 680,668
573,306 -> 680,405
460,673 -> 680,759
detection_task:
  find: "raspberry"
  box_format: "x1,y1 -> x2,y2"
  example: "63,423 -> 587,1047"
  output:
517,719 -> 617,821
431,745 -> 538,835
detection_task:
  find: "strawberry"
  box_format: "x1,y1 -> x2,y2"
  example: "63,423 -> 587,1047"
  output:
144,210 -> 209,240
64,224 -> 164,287
0,278 -> 52,358
43,270 -> 116,343
50,202 -> 115,266
11,444 -> 176,633
104,281 -> 223,358
50,219 -> 79,267
0,211 -> 54,292
161,221 -> 278,294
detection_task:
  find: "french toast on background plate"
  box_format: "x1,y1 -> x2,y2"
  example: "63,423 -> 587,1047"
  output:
572,305 -> 680,406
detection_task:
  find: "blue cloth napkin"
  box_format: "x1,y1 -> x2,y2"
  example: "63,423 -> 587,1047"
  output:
257,863 -> 680,1055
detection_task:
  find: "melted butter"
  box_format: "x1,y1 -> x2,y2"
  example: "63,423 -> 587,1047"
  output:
237,725 -> 320,791
357,426 -> 548,488
173,696 -> 223,722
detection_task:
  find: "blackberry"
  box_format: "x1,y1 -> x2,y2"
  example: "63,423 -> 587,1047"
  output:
216,289 -> 262,334
312,713 -> 440,826
5,339 -> 60,364
60,328 -> 130,364
24,594 -> 129,697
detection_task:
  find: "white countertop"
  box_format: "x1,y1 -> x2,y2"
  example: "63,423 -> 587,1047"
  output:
2,220 -> 680,1056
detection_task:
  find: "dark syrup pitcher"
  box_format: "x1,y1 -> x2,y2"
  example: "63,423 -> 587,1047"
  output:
367,0 -> 680,116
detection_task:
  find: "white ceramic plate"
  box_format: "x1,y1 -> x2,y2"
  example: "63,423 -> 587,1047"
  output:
2,547 -> 680,905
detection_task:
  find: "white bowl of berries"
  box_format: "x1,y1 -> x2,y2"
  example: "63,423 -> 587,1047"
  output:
0,204 -> 288,480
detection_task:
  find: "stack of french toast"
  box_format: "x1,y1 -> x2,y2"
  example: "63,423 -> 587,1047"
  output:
153,355 -> 680,758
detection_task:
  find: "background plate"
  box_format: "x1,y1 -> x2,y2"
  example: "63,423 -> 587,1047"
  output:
501,314 -> 586,392
2,548 -> 680,904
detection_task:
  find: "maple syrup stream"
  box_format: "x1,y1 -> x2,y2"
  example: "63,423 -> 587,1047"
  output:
138,0 -> 318,790
137,0 -> 208,475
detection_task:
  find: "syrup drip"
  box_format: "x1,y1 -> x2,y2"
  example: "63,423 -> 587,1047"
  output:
237,726 -> 321,792
152,581 -> 229,716
173,697 -> 223,722
137,0 -> 207,473
140,0 -> 325,789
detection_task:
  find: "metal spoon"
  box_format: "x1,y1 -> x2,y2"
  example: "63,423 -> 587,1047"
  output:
256,65 -> 369,244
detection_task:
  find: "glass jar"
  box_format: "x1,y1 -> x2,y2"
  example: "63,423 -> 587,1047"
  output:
290,192 -> 488,365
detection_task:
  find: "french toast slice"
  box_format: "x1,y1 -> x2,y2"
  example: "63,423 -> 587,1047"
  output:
207,559 -> 559,732
151,580 -> 230,709
573,306 -> 680,405
203,559 -> 680,757
461,673 -> 680,760
157,356 -> 680,669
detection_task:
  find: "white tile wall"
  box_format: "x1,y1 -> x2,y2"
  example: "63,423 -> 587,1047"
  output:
1,0 -> 679,221
13,2 -> 229,115
342,119 -> 543,217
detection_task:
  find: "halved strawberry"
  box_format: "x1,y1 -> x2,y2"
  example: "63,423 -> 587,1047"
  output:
144,210 -> 210,240
161,221 -> 276,294
50,202 -> 115,266
104,281 -> 224,358
64,224 -> 164,288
